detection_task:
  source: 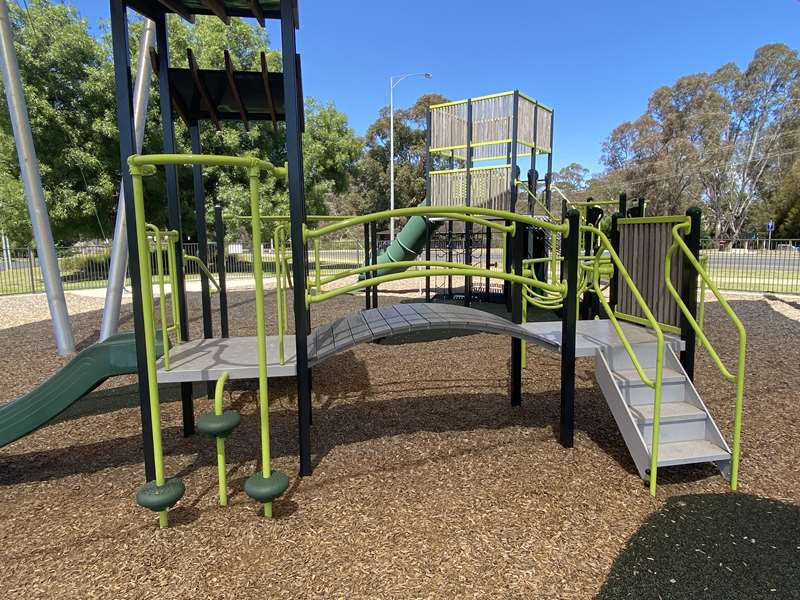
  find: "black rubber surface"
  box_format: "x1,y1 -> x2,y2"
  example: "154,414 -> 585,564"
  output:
597,493 -> 800,599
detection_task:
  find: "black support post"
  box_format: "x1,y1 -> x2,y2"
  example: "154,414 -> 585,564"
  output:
609,213 -> 621,314
213,205 -> 229,338
190,121 -> 214,399
618,192 -> 627,216
447,220 -> 453,297
364,222 -> 371,310
281,0 -> 312,476
485,225 -> 492,301
680,207 -> 702,381
155,13 -> 194,436
510,222 -> 526,406
425,223 -> 431,302
110,0 -> 155,481
560,209 -> 580,448
370,221 -> 378,307
464,99 -> 473,307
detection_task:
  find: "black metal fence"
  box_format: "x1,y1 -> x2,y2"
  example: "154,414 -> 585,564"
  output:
2,237 -> 799,297
0,239 -> 366,296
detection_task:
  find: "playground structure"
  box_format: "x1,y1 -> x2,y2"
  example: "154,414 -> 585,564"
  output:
0,0 -> 748,531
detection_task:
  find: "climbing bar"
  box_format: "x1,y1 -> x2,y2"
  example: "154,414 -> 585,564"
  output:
129,153 -> 283,528
664,220 -> 746,490
197,371 -> 240,506
129,153 -> 287,180
145,224 -> 172,371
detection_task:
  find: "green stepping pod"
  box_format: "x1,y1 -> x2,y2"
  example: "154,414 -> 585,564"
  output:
136,478 -> 186,512
245,470 -> 290,503
197,410 -> 240,438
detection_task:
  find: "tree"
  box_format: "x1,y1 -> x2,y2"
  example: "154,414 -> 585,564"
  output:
599,44 -> 800,237
0,5 -> 362,245
552,162 -> 590,195
339,93 -> 448,219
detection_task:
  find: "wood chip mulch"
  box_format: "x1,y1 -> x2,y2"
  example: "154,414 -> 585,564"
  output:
0,288 -> 798,599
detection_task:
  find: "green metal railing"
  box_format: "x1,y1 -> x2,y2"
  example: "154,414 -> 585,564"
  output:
665,221 -> 746,490
582,223 -> 667,496
129,153 -> 285,527
301,206 -> 570,307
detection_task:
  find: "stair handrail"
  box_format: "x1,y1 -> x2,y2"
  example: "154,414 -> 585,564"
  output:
582,223 -> 666,496
183,255 -> 220,292
664,221 -> 746,490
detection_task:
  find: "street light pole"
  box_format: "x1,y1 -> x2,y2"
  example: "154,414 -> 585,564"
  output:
389,72 -> 432,240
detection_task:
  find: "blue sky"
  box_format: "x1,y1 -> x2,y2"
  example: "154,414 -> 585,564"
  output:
68,1 -> 799,173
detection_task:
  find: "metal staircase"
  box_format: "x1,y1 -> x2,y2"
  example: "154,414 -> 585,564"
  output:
595,340 -> 732,482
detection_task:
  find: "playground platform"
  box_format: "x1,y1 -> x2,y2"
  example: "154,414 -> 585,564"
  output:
156,303 -> 683,384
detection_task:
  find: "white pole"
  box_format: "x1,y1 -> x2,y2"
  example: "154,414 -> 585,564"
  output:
99,19 -> 156,341
1,232 -> 11,269
0,0 -> 74,354
388,72 -> 432,243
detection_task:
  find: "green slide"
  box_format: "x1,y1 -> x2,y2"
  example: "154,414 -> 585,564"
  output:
371,199 -> 441,277
0,332 -> 160,448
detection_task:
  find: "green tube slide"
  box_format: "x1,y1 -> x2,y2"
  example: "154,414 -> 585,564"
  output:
369,199 -> 441,277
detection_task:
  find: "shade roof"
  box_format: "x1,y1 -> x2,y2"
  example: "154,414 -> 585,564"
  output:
169,68 -> 286,125
126,0 -> 298,27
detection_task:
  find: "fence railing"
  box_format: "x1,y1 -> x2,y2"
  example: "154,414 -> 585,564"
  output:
0,239 -> 366,296
2,237 -> 799,297
700,238 -> 800,294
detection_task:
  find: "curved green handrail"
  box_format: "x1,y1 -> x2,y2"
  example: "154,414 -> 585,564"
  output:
306,261 -> 566,306
184,255 -> 220,292
303,206 -> 568,241
664,221 -> 746,489
582,224 -> 666,496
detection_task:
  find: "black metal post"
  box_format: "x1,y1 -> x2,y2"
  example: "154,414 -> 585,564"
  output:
560,209 -> 580,448
618,192 -> 627,216
680,207 -> 701,381
425,222 -> 431,302
154,13 -> 193,436
447,219 -> 453,297
485,224 -> 492,301
511,222 -> 525,406
370,221 -> 378,307
609,213 -> 621,314
464,99 -> 473,307
364,222 -> 371,310
189,122 -> 212,339
110,0 -> 155,480
213,205 -> 229,338
189,121 -> 214,398
281,0 -> 312,476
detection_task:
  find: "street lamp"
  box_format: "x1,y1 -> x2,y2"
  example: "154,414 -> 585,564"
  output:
389,71 -> 432,240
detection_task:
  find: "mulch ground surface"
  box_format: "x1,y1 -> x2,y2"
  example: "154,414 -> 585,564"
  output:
0,289 -> 798,599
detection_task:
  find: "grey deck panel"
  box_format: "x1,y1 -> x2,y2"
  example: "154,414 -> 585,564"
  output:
157,304 -> 686,383
393,303 -> 430,328
156,335 -> 297,383
361,308 -> 393,338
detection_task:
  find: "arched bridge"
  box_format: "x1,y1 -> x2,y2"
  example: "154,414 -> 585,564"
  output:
307,303 -> 547,366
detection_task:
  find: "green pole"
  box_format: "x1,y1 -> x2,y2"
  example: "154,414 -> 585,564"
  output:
249,166 -> 274,518
130,164 -> 169,528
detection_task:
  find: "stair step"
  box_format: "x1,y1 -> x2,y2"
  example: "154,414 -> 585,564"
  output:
652,440 -> 730,467
613,367 -> 685,386
629,401 -> 707,424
